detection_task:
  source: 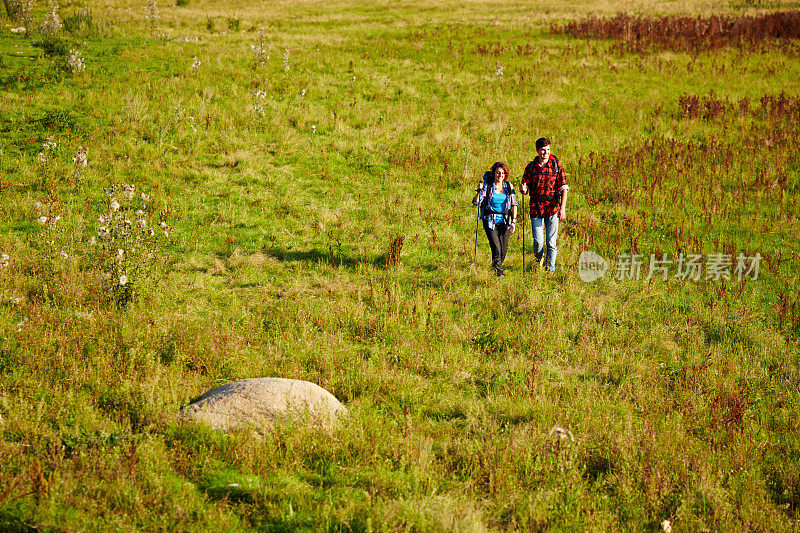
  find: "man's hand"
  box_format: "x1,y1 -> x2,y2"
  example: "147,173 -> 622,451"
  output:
558,207 -> 566,221
509,220 -> 516,233
520,182 -> 527,194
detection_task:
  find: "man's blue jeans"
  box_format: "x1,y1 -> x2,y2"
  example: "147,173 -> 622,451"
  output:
531,214 -> 559,271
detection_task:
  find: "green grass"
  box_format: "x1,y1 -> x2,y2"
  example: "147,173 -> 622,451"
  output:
1,0 -> 800,530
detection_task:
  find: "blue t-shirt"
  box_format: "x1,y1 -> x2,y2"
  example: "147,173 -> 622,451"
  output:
489,190 -> 506,224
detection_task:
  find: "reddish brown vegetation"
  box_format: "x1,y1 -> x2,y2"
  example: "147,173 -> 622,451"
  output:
569,91 -> 799,263
552,12 -> 800,53
678,90 -> 800,121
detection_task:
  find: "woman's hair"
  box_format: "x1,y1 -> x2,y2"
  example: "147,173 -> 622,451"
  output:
490,161 -> 511,180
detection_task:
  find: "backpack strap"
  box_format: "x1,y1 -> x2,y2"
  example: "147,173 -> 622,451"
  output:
550,154 -> 560,179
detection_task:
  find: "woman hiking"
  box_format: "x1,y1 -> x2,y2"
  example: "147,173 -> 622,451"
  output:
472,161 -> 518,277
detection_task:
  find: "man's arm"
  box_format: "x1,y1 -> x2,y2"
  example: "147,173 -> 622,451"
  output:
558,189 -> 568,221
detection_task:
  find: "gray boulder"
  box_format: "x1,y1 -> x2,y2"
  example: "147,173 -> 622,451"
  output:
180,378 -> 347,431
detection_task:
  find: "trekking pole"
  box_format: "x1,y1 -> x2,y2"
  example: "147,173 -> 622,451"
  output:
473,189 -> 480,265
521,189 -> 526,277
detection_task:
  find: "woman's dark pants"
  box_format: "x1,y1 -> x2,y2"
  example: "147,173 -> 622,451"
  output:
483,220 -> 510,275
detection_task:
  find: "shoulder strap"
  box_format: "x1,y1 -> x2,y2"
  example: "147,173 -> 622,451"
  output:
550,154 -> 560,178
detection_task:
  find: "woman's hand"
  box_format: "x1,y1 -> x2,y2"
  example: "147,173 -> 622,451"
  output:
509,219 -> 516,233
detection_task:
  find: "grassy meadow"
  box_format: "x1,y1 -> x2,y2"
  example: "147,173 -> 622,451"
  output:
1,0 -> 800,530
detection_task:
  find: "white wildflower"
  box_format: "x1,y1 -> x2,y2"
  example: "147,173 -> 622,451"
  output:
141,192 -> 151,202
190,56 -> 201,71
60,250 -> 68,259
110,200 -> 120,212
549,426 -> 574,441
119,274 -> 128,286
149,228 -> 155,237
89,236 -> 97,245
283,49 -> 290,72
117,248 -> 124,258
0,254 -> 9,268
159,221 -> 167,229
311,124 -> 316,134
661,520 -> 672,533
123,219 -> 132,227
98,214 -> 111,224
38,216 -> 48,225
98,226 -> 109,237
123,185 -> 135,200
144,0 -> 159,22
136,210 -> 145,217
35,201 -> 42,210
40,0 -> 63,36
11,27 -> 26,34
67,50 -> 85,74
38,152 -> 48,164
300,89 -> 305,96
138,219 -> 146,229
72,145 -> 88,167
495,64 -> 504,77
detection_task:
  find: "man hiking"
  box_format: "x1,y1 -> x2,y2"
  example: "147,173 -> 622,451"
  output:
520,137 -> 569,272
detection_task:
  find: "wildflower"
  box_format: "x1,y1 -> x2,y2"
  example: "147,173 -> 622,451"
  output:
99,214 -> 111,224
38,152 -> 48,164
53,215 -> 61,223
661,520 -> 672,533
89,236 -> 97,245
123,185 -> 135,200
40,0 -> 63,36
16,317 -> 28,332
549,425 -> 574,441
159,221 -> 168,229
67,50 -> 85,74
43,139 -> 57,151
0,254 -> 9,268
35,201 -> 42,210
311,124 -> 316,134
144,0 -> 159,22
300,89 -> 306,96
117,249 -> 125,259
283,49 -> 290,72
110,200 -> 120,212
38,216 -> 48,224
60,250 -> 68,259
136,210 -> 145,217
71,146 -> 88,169
98,226 -> 109,237
124,219 -> 132,227
191,56 -> 201,71
495,64 -> 504,77
119,274 -> 128,285
10,297 -> 21,306
149,228 -> 155,237
10,27 -> 26,34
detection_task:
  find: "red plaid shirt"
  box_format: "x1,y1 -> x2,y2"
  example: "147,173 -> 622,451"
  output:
522,156 -> 567,218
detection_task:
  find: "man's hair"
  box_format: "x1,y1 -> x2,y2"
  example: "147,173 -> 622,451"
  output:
490,161 -> 511,181
535,137 -> 551,151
